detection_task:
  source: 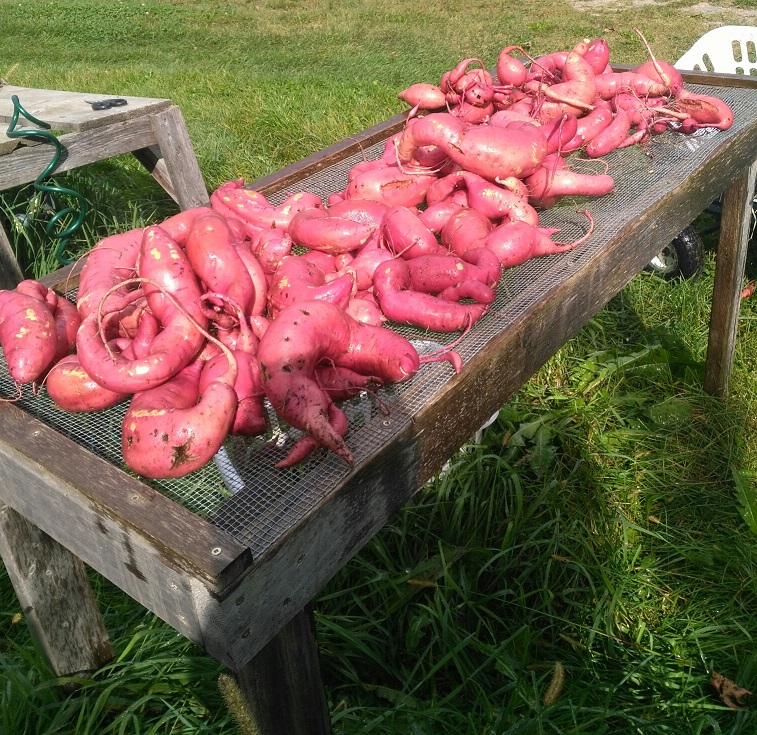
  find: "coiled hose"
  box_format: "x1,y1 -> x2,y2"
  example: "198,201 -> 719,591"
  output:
5,94 -> 88,265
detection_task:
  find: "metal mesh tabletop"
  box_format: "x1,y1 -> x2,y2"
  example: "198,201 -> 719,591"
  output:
1,81 -> 754,559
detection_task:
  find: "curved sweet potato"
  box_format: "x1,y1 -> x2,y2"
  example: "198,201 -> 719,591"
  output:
122,358 -> 238,479
77,226 -> 208,394
396,112 -> 549,182
200,351 -> 267,437
77,228 -> 144,319
374,259 -> 488,332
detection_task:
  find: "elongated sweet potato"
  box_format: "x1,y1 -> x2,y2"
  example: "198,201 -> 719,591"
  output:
288,208 -> 375,254
342,164 -> 438,208
0,288 -> 58,384
200,350 -> 267,437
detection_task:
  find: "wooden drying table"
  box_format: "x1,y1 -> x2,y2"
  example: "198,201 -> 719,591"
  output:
1,70 -> 756,734
0,84 -> 209,288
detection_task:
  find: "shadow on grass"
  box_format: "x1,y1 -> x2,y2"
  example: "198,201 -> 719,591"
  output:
318,281 -> 757,734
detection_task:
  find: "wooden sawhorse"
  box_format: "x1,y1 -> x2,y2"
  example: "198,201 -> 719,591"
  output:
0,84 -> 209,288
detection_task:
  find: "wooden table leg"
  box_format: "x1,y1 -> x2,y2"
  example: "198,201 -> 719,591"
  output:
233,605 -> 332,735
0,221 -> 23,289
704,159 -> 757,398
0,504 -> 114,676
132,105 -> 209,210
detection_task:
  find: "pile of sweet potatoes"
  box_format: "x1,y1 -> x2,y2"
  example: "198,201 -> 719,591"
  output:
397,29 -> 733,204
0,31 -> 735,478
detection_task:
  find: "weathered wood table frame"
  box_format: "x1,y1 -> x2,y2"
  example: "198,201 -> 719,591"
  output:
0,85 -> 209,288
1,70 -> 756,734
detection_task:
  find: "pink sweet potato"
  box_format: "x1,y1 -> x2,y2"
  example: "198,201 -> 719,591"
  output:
122,357 -> 238,479
397,82 -> 446,110
373,259 -> 488,332
184,210 -> 255,327
396,112 -> 549,182
45,354 -> 129,412
0,288 -> 58,384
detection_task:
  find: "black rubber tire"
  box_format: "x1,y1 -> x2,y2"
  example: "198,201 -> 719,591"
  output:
644,225 -> 705,281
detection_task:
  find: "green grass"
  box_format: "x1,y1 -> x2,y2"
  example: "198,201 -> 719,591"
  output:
3,1 -> 757,733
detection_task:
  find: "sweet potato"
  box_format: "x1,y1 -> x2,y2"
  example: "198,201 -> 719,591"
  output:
251,229 -> 294,274
674,88 -> 734,130
288,207 -> 375,254
524,153 -> 615,208
484,213 -> 594,268
342,164 -> 437,208
184,210 -> 255,327
418,201 -> 465,234
460,172 -> 539,226
268,256 -> 356,315
396,112 -> 549,182
0,288 -> 58,384
200,350 -> 267,437
77,226 -> 208,394
122,357 -> 238,479
585,109 -> 633,158
258,301 -> 423,464
440,207 -> 493,256
496,46 -> 529,87
397,82 -> 446,110
76,227 -> 144,319
373,259 -> 488,332
257,302 -> 355,464
45,354 -> 129,412
381,206 -> 447,258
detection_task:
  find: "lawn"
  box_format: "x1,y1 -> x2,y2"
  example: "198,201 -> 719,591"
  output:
2,1 -> 757,733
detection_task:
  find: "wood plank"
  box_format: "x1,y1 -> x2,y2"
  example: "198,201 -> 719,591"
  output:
0,86 -> 172,132
250,112 -> 407,196
0,133 -> 19,155
0,116 -> 160,190
0,504 -> 114,676
703,158 -> 757,396
0,401 -> 252,587
148,106 -> 209,209
234,606 -> 332,735
0,221 -> 23,288
131,144 -> 175,199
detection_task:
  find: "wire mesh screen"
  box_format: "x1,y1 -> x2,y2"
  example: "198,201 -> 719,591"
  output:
1,82 -> 754,557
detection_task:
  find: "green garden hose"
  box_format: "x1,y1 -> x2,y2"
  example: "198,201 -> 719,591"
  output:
5,94 -> 88,265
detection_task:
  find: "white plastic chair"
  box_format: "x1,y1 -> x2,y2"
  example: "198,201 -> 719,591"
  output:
675,25 -> 757,74
647,26 -> 757,279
